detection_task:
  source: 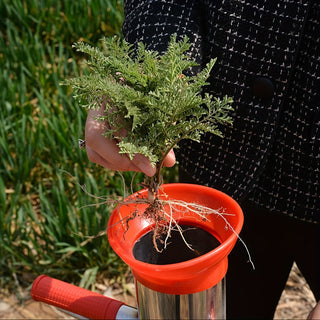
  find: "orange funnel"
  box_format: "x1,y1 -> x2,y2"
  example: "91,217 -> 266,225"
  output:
107,183 -> 243,295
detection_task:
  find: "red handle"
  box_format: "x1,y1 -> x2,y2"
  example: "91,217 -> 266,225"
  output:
31,275 -> 124,320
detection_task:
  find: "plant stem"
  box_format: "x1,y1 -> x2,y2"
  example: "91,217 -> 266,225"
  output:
146,162 -> 164,202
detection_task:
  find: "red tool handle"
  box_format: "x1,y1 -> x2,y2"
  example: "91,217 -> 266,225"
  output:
31,275 -> 124,320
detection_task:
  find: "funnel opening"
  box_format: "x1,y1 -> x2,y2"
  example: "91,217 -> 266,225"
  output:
107,183 -> 243,294
133,224 -> 221,265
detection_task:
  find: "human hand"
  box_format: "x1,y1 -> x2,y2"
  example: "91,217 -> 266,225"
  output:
84,105 -> 176,176
308,301 -> 320,319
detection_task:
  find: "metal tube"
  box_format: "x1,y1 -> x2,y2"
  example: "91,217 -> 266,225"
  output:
136,278 -> 226,320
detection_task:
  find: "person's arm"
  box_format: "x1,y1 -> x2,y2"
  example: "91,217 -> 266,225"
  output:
85,0 -> 204,175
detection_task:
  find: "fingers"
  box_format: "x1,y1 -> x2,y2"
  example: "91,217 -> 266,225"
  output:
85,108 -> 157,176
163,149 -> 176,168
85,145 -> 137,172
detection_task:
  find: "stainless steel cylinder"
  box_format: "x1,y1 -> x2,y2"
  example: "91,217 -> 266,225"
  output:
136,278 -> 226,320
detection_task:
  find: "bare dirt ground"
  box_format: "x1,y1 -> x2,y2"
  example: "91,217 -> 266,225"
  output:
274,263 -> 316,320
0,263 -> 316,319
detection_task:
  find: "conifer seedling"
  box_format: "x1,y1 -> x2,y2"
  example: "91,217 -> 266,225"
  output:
64,35 -> 234,251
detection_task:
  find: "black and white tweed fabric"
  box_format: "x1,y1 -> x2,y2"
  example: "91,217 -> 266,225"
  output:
122,0 -> 320,224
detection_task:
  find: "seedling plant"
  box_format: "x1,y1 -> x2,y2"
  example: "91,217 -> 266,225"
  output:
64,35 -> 235,252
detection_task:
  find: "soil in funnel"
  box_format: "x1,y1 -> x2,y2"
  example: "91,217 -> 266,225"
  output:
133,225 -> 220,265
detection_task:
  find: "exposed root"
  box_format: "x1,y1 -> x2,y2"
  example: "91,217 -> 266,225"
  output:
76,190 -> 254,269
62,170 -> 254,269
159,198 -> 255,269
112,194 -> 255,269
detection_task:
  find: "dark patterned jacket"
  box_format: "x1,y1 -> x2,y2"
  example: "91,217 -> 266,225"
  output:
122,0 -> 320,224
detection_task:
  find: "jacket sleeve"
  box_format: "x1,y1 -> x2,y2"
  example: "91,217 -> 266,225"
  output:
122,0 -> 206,74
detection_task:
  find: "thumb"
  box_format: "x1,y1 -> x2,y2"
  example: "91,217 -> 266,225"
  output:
163,149 -> 176,167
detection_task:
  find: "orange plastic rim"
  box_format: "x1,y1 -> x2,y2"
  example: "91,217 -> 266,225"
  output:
107,183 -> 243,295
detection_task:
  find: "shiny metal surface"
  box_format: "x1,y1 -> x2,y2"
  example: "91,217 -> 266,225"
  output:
136,278 -> 226,319
116,305 -> 139,320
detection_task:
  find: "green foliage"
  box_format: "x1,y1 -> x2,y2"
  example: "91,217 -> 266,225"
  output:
65,35 -> 233,168
0,0 -> 128,292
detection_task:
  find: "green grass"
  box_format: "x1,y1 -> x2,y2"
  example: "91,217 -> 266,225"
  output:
0,0 -> 179,294
0,0 -> 135,292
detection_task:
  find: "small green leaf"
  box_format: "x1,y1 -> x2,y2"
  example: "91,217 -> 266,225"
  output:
79,266 -> 99,290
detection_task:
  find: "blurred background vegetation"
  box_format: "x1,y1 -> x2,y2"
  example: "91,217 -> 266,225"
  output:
0,0 -> 177,296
